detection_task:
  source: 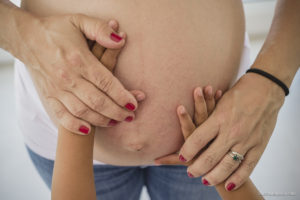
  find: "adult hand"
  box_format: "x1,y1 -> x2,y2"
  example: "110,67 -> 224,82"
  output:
158,73 -> 284,190
90,21 -> 146,117
158,73 -> 285,191
16,13 -> 143,135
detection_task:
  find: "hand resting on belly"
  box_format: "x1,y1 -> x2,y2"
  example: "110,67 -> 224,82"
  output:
90,25 -> 225,166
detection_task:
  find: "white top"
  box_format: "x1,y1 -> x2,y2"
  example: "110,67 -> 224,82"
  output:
14,33 -> 251,165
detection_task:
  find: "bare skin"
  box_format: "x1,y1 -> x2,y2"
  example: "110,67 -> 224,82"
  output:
157,0 -> 300,191
52,44 -> 262,198
2,0 -> 297,193
20,0 -> 245,165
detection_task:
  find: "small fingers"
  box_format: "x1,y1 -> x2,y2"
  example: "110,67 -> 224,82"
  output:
154,153 -> 189,166
203,85 -> 215,116
101,32 -> 126,72
215,89 -> 223,104
179,117 -> 219,163
107,19 -> 119,31
177,105 -> 196,140
92,43 -> 105,61
47,97 -> 91,135
193,87 -> 208,126
91,19 -> 121,62
130,90 -> 146,102
70,14 -> 125,48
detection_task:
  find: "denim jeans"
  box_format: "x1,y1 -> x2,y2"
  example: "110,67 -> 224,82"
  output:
26,145 -> 221,200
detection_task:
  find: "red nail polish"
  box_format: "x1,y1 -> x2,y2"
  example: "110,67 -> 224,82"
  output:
179,155 -> 187,162
125,116 -> 133,122
110,33 -> 122,42
125,103 -> 135,111
187,172 -> 194,178
202,178 -> 210,186
226,183 -> 236,191
108,119 -> 119,126
79,125 -> 89,134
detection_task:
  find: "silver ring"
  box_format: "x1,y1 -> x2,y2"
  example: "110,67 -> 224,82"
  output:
228,151 -> 244,163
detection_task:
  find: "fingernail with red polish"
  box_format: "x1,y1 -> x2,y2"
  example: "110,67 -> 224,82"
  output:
125,103 -> 135,111
108,119 -> 119,126
110,33 -> 122,42
187,172 -> 194,178
226,183 -> 236,191
125,116 -> 133,122
79,125 -> 89,134
179,155 -> 187,162
202,178 -> 210,186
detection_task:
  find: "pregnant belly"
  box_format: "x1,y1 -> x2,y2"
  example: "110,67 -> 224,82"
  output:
23,0 -> 245,165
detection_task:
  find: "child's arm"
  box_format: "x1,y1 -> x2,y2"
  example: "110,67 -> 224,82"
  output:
51,126 -> 97,200
51,25 -> 128,199
155,86 -> 263,200
51,27 -> 147,199
215,180 -> 263,200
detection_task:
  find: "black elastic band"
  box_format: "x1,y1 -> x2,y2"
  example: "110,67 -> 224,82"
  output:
246,68 -> 289,96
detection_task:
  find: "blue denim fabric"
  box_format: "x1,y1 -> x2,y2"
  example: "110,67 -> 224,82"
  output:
26,146 -> 221,200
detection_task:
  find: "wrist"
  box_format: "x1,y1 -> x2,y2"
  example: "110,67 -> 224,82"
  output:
252,55 -> 298,89
2,4 -> 40,63
240,72 -> 285,107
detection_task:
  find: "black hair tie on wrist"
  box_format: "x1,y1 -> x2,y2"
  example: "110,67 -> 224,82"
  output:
246,68 -> 289,96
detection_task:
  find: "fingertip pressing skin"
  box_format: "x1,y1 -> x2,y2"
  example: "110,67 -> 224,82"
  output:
130,90 -> 146,102
194,87 -> 203,97
215,90 -> 223,101
108,19 -> 119,30
178,105 -> 186,115
204,85 -> 213,98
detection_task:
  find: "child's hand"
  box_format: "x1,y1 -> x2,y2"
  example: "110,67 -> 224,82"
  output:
154,86 -> 222,165
91,20 -> 146,103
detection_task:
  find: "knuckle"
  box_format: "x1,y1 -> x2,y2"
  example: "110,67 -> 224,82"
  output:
90,96 -> 107,112
222,158 -> 235,172
67,50 -> 83,67
91,114 -> 109,126
95,20 -> 109,37
54,107 -> 65,119
192,136 -> 205,149
56,68 -> 77,89
73,106 -> 90,118
94,119 -> 109,127
97,75 -> 114,93
228,123 -> 243,141
204,154 -> 216,167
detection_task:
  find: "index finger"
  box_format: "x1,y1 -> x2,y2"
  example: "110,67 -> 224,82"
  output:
179,117 -> 219,162
177,105 -> 196,140
82,52 -> 138,111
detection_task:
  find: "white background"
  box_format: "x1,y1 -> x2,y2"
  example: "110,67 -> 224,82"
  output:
1,1 -> 299,199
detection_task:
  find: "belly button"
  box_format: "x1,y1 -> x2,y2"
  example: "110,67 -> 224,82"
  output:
125,143 -> 144,152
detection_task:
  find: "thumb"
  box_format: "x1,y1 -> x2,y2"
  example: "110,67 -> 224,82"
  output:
70,14 -> 125,49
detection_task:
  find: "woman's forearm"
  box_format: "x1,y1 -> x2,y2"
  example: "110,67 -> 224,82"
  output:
0,1 -> 36,57
51,126 -> 96,200
252,0 -> 300,92
215,179 -> 263,200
